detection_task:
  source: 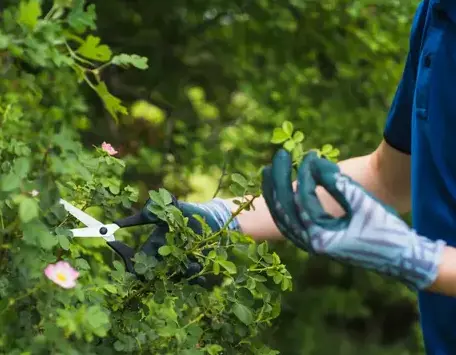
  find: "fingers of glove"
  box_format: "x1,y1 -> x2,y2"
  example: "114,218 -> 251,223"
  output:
139,224 -> 168,260
262,163 -> 307,250
334,172 -> 400,218
293,204 -> 332,254
189,276 -> 207,287
297,152 -> 352,230
271,150 -> 313,250
185,262 -> 202,278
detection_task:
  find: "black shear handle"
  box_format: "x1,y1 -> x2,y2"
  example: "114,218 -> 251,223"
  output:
114,211 -> 151,228
107,241 -> 136,274
106,224 -> 169,276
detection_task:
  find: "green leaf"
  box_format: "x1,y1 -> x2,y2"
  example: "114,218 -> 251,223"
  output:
68,1 -> 96,33
283,140 -> 296,151
270,128 -> 288,144
282,121 -> 294,136
247,243 -> 259,262
0,172 -> 20,192
149,190 -> 165,206
218,260 -> 237,274
231,173 -> 248,187
281,277 -> 292,291
19,198 -> 39,223
250,273 -> 267,282
272,252 -> 281,265
232,303 -> 254,325
13,157 -> 30,178
263,254 -> 274,264
134,262 -> 147,275
213,261 -> 220,275
257,242 -> 268,256
229,183 -> 246,197
205,344 -> 224,355
86,306 -> 110,336
273,273 -> 283,284
94,82 -> 128,121
57,234 -> 71,250
18,0 -> 42,29
77,35 -> 112,62
104,284 -> 117,294
112,54 -> 149,70
159,188 -> 173,205
321,144 -> 333,155
75,258 -> 91,270
293,131 -> 305,143
158,245 -> 172,256
246,278 -> 256,290
236,288 -> 254,307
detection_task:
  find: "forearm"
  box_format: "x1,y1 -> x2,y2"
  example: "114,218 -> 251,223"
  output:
225,153 -> 395,240
428,246 -> 456,297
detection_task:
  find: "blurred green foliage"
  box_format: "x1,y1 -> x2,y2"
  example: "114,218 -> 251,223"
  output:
1,0 -> 424,353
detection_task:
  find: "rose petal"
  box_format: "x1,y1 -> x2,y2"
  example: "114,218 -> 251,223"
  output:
44,261 -> 79,289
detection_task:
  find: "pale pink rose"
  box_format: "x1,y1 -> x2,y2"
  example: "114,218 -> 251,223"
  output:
101,141 -> 118,156
44,261 -> 79,289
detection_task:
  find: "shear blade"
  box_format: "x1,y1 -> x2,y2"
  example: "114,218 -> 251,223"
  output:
59,198 -> 103,227
69,224 -> 119,242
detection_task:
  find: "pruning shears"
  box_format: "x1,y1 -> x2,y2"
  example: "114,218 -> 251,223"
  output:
58,198 -> 206,285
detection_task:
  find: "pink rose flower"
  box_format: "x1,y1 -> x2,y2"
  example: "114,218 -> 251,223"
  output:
101,141 -> 118,156
44,261 -> 79,289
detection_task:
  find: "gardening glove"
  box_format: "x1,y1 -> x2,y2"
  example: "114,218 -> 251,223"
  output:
262,149 -> 446,290
139,194 -> 241,286
141,194 -> 241,234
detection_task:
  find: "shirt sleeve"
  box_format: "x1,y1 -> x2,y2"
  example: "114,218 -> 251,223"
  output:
383,1 -> 428,154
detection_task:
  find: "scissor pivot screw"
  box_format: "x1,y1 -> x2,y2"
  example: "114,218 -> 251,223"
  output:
99,227 -> 108,235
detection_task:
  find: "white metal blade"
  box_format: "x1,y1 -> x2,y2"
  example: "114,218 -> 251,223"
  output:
59,199 -> 103,227
69,227 -> 104,237
69,224 -> 119,242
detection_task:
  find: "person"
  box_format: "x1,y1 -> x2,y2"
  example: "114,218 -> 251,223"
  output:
141,1 -> 456,354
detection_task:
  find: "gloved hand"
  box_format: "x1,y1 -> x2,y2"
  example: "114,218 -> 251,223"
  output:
138,194 -> 241,287
262,149 -> 446,290
141,194 -> 241,234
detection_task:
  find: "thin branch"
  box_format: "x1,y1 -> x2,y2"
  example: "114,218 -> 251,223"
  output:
212,159 -> 228,198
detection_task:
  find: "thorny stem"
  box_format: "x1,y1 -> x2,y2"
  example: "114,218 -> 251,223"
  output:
212,160 -> 228,199
64,41 -> 95,68
195,195 -> 258,247
183,313 -> 205,328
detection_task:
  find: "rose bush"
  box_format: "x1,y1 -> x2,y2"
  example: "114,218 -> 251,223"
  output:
0,1 -> 294,354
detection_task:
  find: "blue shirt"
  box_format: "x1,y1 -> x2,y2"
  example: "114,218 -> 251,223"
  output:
384,1 -> 456,353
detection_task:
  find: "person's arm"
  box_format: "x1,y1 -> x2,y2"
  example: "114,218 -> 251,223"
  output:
225,140 -> 411,241
429,247 -> 456,296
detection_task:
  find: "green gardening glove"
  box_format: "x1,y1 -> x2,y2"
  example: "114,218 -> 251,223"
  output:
262,149 -> 445,290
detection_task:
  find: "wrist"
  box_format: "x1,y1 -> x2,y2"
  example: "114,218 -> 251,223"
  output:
399,233 -> 446,290
427,245 -> 456,296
